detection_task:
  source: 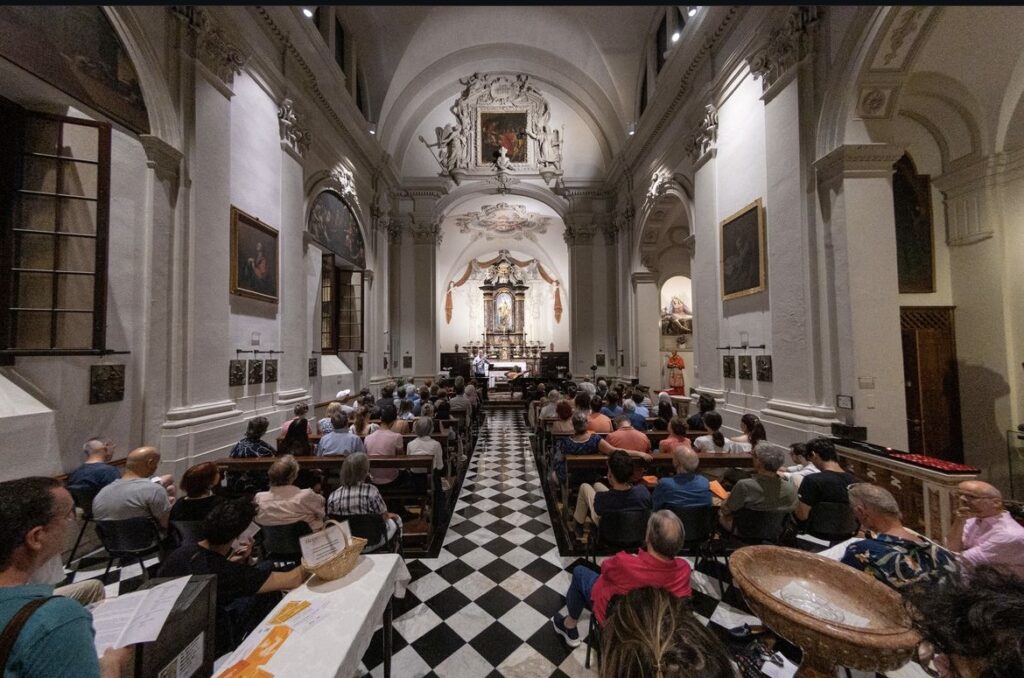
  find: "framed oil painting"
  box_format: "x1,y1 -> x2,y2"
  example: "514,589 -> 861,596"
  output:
479,111 -> 528,164
595,353 -> 606,368
247,360 -> 263,385
723,355 -> 736,379
738,355 -> 753,380
229,360 -> 246,386
720,198 -> 766,301
756,355 -> 773,382
307,190 -> 366,269
659,275 -> 693,351
231,207 -> 279,303
89,364 -> 125,404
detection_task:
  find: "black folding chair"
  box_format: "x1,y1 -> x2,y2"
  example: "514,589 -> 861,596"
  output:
329,513 -> 401,554
806,501 -> 859,544
170,520 -> 205,545
667,504 -> 719,565
258,521 -> 312,564
65,486 -> 100,569
587,509 -> 650,564
94,517 -> 163,581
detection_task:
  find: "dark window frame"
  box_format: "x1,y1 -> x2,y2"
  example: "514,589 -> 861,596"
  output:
319,254 -> 364,355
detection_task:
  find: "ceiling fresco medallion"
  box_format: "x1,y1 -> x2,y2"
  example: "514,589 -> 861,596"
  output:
454,203 -> 552,242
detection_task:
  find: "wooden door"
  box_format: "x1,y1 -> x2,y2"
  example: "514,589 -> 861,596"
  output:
900,307 -> 963,462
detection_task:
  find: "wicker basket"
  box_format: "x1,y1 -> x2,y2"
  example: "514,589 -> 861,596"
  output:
301,521 -> 367,581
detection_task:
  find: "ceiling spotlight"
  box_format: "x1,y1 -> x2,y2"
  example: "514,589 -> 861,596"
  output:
627,121 -> 637,137
368,123 -> 377,135
687,6 -> 698,17
302,8 -> 314,18
671,31 -> 680,43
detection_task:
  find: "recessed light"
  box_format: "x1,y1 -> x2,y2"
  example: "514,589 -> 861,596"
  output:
627,121 -> 637,137
302,8 -> 314,18
688,6 -> 698,17
368,123 -> 377,135
671,31 -> 680,43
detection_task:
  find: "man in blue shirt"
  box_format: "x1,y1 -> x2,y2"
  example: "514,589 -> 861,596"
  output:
0,476 -> 128,677
600,392 -> 624,419
65,438 -> 120,493
572,450 -> 652,527
317,413 -> 366,457
653,447 -> 712,510
622,399 -> 648,431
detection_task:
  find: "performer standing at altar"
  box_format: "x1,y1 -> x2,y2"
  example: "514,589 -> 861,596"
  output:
667,350 -> 685,392
472,350 -> 490,400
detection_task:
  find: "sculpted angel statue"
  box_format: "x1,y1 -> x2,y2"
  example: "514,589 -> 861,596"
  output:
421,123 -> 466,173
522,123 -> 563,170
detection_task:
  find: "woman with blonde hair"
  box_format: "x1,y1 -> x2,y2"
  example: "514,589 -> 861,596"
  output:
318,401 -> 343,435
600,587 -> 737,678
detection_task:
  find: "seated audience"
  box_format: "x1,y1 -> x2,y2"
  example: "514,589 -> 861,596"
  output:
66,438 -> 120,493
902,565 -> 1024,678
398,398 -> 416,423
606,416 -> 652,454
793,437 -> 858,522
596,379 -> 609,398
465,382 -> 480,410
652,447 -> 712,510
551,510 -> 692,647
632,393 -> 650,418
600,391 -> 623,419
686,393 -> 716,431
551,399 -> 575,434
279,416 -> 312,457
600,587 -> 736,678
0,477 -> 128,676
373,384 -> 396,418
414,387 -> 431,416
841,483 -> 957,589
434,396 -> 451,422
449,383 -> 473,414
656,391 -> 676,422
364,406 -> 405,487
779,441 -> 818,486
280,402 -> 313,435
553,412 -> 617,484
230,417 -> 276,458
692,412 -> 743,454
719,443 -> 797,532
254,455 -> 325,531
327,453 -> 402,548
539,389 -> 561,420
349,406 -> 379,436
730,413 -> 766,450
572,450 -> 652,527
407,416 -> 444,481
170,462 -> 224,522
573,391 -> 591,416
92,446 -> 173,529
159,498 -> 306,655
658,417 -> 694,455
317,412 -> 366,457
946,480 -> 1024,579
317,401 -> 343,435
588,397 -> 614,433
622,399 -> 648,431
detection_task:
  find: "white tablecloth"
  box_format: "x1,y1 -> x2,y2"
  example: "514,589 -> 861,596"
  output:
216,554 -> 410,678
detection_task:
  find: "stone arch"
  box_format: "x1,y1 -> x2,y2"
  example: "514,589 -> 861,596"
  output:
304,170 -> 374,271
436,183 -> 569,223
633,174 -> 693,274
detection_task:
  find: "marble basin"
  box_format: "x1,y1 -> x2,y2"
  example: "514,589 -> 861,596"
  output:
729,546 -> 920,678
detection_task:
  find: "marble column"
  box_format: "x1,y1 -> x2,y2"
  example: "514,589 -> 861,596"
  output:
690,147 -> 722,396
815,144 -> 907,448
632,271 -> 660,388
410,220 -> 440,380
565,221 -> 596,375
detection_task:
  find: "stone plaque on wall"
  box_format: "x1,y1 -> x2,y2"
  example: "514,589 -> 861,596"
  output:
738,355 -> 753,380
229,360 -> 246,386
756,355 -> 773,382
308,358 -> 318,377
403,355 -> 413,370
722,355 -> 736,379
264,359 -> 278,383
248,360 -> 263,385
89,364 -> 125,404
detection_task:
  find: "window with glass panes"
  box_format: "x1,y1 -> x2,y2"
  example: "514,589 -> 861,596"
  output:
1,102 -> 110,353
320,256 -> 363,354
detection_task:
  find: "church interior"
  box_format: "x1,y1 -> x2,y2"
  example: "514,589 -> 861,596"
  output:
1,5 -> 1023,678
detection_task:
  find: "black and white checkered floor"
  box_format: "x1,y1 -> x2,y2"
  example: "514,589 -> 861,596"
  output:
64,410 -> 927,677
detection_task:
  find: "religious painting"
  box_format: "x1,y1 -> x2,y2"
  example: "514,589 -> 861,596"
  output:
720,199 -> 766,301
756,355 -> 773,382
595,353 -> 606,368
479,111 -> 528,164
308,358 -> 318,378
356,355 -> 363,372
248,360 -> 263,385
89,364 -> 125,404
659,275 -> 693,351
738,355 -> 753,380
231,207 -> 279,303
229,360 -> 246,386
0,7 -> 149,133
892,154 -> 935,293
264,359 -> 278,383
494,291 -> 514,331
403,355 -> 413,370
307,190 -> 366,269
723,355 -> 736,379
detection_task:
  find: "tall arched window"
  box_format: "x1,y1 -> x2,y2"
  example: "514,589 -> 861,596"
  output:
308,190 -> 365,353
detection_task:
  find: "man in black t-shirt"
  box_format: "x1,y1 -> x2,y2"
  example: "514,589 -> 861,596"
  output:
794,438 -> 859,522
158,498 -> 307,655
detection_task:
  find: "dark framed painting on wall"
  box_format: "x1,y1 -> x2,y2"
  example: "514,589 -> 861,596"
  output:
595,353 -> 606,368
229,360 -> 246,386
756,355 -> 773,382
738,355 -> 753,380
248,360 -> 263,385
720,198 -> 766,301
307,190 -> 365,269
402,355 -> 413,370
479,111 -> 528,164
892,154 -> 935,293
723,355 -> 736,379
230,207 -> 279,303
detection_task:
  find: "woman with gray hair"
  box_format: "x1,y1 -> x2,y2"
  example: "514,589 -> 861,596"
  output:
327,453 -> 402,549
840,483 -> 957,589
254,455 -> 325,531
718,442 -> 797,533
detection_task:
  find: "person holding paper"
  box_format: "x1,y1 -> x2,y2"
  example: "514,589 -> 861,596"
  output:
255,456 -> 326,532
0,476 -> 129,677
159,498 -> 307,655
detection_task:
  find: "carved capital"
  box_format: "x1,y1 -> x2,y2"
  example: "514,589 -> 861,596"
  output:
330,163 -> 361,211
747,7 -> 818,94
172,6 -> 249,87
411,220 -> 443,246
814,143 -> 904,187
386,220 -> 402,245
278,98 -> 311,157
563,221 -> 597,246
686,104 -> 718,161
646,171 -> 670,203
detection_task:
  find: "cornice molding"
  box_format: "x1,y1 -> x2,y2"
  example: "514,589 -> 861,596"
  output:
814,143 -> 903,186
278,98 -> 312,158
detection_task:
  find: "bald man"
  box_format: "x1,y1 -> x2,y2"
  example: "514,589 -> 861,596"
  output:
652,446 -> 712,510
92,447 -> 173,529
947,480 -> 1024,579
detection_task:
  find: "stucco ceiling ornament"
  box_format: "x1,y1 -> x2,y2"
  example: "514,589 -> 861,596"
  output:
330,163 -> 360,211
747,7 -> 818,93
278,98 -> 311,157
686,104 -> 718,161
421,72 -> 564,186
172,6 -> 250,87
455,203 -> 551,243
647,171 -> 669,202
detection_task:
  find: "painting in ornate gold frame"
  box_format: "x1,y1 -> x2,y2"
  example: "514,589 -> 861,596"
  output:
720,198 -> 766,301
